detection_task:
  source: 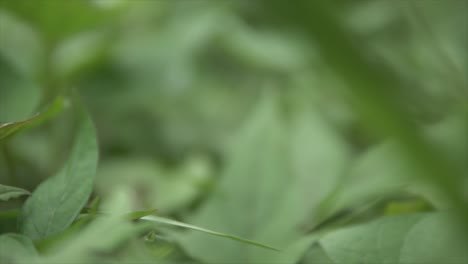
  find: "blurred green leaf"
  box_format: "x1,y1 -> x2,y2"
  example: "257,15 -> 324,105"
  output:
126,209 -> 158,221
32,188 -> 150,264
0,97 -> 63,141
177,91 -> 350,263
0,233 -> 38,263
318,212 -> 468,264
1,0 -> 121,43
19,108 -> 98,240
141,215 -> 278,251
0,184 -> 30,201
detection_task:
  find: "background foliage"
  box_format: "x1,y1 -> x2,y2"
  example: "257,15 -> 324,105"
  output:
0,0 -> 467,263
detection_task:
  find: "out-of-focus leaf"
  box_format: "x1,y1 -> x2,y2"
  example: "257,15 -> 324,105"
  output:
126,209 -> 158,221
0,184 -> 30,201
263,0 -> 468,226
319,212 -> 468,264
141,215 -> 277,251
96,156 -> 212,214
1,0 -> 122,43
320,142 -> 416,218
176,92 -> 350,263
302,243 -> 335,264
32,188 -> 150,264
0,233 -> 38,264
19,109 -> 98,240
0,10 -> 42,77
0,97 -> 64,141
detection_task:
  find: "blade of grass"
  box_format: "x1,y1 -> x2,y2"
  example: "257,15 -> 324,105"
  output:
140,215 -> 279,251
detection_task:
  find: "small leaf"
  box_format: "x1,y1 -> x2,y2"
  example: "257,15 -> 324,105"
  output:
20,109 -> 98,240
0,97 -> 64,141
0,184 -> 30,201
0,233 -> 38,263
141,215 -> 278,251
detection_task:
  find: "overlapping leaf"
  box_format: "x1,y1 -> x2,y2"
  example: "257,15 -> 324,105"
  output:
311,212 -> 468,264
176,92 -> 350,263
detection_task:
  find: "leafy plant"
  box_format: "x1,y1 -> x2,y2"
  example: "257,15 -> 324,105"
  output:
0,0 -> 466,263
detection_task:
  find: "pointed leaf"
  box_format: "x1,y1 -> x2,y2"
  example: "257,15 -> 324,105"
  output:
0,97 -> 64,141
125,209 -> 158,221
0,184 -> 30,201
20,109 -> 98,240
141,215 -> 278,251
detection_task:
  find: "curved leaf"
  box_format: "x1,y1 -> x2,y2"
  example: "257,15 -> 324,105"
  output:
141,215 -> 278,251
0,97 -> 63,141
177,92 -> 350,263
19,109 -> 98,240
0,184 -> 30,201
0,233 -> 38,263
318,212 -> 468,264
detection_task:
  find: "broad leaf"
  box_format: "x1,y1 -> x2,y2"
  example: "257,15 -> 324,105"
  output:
177,92 -> 350,263
0,184 -> 30,201
0,233 -> 38,263
318,212 -> 468,264
19,109 -> 98,240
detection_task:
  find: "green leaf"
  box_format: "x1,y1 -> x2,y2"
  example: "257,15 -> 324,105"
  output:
0,97 -> 64,141
319,212 -> 468,264
1,0 -> 122,43
0,233 -> 38,263
125,209 -> 158,221
0,184 -> 30,201
19,109 -> 98,240
141,215 -> 278,251
35,188 -> 151,264
176,92 -> 350,263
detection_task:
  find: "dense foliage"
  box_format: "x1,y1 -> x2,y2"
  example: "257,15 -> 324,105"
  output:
0,0 -> 467,263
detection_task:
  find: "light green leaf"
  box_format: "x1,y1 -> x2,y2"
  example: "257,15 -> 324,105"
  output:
319,212 -> 468,264
19,109 -> 98,240
302,243 -> 335,264
126,209 -> 158,221
1,0 -> 122,43
141,215 -> 278,251
0,97 -> 64,141
398,213 -> 468,264
0,184 -> 30,201
33,188 -> 150,264
177,92 -> 350,263
0,233 -> 38,264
